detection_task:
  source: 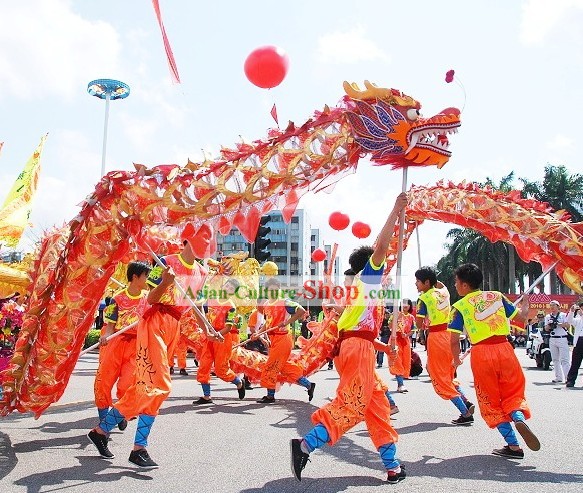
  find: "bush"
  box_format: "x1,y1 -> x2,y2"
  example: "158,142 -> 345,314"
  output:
84,329 -> 101,349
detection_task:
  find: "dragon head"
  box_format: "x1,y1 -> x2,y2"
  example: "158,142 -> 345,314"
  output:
343,80 -> 461,169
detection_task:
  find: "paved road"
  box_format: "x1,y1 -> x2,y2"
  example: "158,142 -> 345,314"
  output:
1,347 -> 582,493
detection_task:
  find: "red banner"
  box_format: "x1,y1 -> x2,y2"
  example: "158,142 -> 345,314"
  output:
506,293 -> 579,321
152,0 -> 180,84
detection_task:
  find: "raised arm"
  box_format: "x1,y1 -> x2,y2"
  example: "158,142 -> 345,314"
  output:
371,192 -> 408,267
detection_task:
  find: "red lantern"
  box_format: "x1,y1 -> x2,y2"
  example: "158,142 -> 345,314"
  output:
352,221 -> 371,239
311,248 -> 327,262
244,46 -> 289,89
328,211 -> 350,231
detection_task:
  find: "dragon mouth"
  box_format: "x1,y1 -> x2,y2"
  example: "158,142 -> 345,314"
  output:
405,123 -> 460,156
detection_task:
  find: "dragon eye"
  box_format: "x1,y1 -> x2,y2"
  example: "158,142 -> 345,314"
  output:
407,109 -> 420,121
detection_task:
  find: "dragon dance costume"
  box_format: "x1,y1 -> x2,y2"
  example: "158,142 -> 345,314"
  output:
97,253 -> 207,448
196,298 -> 243,400
388,311 -> 414,384
94,287 -> 148,421
302,258 -> 400,470
417,285 -> 473,419
449,292 -> 531,427
257,298 -> 314,401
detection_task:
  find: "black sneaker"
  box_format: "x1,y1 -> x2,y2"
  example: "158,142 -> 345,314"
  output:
169,366 -> 174,375
290,438 -> 310,481
386,464 -> 406,484
129,448 -> 159,468
307,382 -> 316,402
492,445 -> 524,459
515,421 -> 540,451
465,400 -> 476,415
179,368 -> 188,376
566,382 -> 575,388
256,395 -> 275,404
237,383 -> 246,400
118,419 -> 128,431
451,414 -> 474,425
87,429 -> 114,458
192,397 -> 213,405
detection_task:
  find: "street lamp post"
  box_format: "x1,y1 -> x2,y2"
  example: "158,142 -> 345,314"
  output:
87,79 -> 130,177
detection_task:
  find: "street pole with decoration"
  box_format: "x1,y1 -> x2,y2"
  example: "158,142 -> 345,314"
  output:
87,79 -> 130,177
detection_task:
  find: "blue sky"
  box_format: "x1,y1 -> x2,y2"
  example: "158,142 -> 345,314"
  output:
1,0 -> 582,299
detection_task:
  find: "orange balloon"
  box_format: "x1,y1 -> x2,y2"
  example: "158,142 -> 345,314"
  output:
311,248 -> 327,262
328,211 -> 350,230
244,46 -> 289,89
352,221 -> 371,239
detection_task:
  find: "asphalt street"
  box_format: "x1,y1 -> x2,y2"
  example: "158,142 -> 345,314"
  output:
1,346 -> 582,493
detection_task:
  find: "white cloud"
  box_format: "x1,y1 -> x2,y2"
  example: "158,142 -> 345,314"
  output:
546,134 -> 574,151
520,0 -> 583,45
316,26 -> 389,64
0,0 -> 121,100
118,113 -> 160,152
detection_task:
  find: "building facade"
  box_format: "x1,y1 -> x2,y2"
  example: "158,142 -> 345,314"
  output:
217,209 -> 340,288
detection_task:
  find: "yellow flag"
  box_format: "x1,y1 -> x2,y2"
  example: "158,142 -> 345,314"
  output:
0,135 -> 47,247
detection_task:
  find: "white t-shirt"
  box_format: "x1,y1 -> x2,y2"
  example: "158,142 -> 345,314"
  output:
544,312 -> 568,337
566,311 -> 583,346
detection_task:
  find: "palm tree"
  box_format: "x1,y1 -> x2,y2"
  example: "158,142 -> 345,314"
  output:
520,165 -> 583,222
436,173 -> 518,297
436,167 -> 582,295
520,165 -> 583,293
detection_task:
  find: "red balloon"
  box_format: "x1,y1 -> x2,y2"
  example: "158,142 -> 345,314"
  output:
328,211 -> 350,231
311,248 -> 327,262
244,46 -> 289,89
352,221 -> 371,239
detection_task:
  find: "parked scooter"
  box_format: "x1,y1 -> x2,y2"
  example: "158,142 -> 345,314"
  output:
527,327 -> 552,370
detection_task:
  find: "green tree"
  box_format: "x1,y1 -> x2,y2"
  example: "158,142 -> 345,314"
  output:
520,165 -> 583,222
520,165 -> 583,293
436,173 -> 518,298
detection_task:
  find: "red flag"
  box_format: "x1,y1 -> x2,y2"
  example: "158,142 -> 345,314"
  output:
152,0 -> 181,84
270,103 -> 279,125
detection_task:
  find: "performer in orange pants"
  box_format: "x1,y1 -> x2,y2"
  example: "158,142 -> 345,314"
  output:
449,263 -> 540,459
254,277 -> 315,404
415,266 -> 475,425
312,337 -> 398,446
388,299 -> 414,392
168,336 -> 188,375
193,278 -> 245,404
291,193 -> 407,483
88,224 -> 213,468
94,261 -> 151,429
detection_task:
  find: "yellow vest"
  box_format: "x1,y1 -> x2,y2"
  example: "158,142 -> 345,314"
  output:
452,291 -> 513,344
419,286 -> 450,326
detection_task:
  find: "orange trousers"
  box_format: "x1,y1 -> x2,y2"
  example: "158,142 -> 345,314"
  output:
114,311 -> 180,418
389,334 -> 411,378
426,330 -> 460,400
197,332 -> 238,384
94,334 -> 137,409
260,333 -> 303,389
168,336 -> 188,369
470,342 -> 531,428
311,338 -> 399,449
